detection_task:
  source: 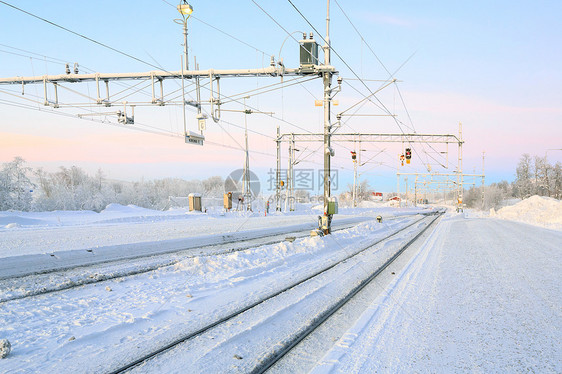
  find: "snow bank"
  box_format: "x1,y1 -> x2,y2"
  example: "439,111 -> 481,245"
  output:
100,203 -> 154,215
491,195 -> 562,230
0,216 -> 47,228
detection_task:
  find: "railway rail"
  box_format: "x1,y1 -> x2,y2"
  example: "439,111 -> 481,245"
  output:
0,218 -> 368,303
106,210 -> 442,374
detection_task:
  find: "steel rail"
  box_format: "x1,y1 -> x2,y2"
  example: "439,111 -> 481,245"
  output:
106,212 -> 437,374
251,210 -> 443,373
0,220 -> 364,303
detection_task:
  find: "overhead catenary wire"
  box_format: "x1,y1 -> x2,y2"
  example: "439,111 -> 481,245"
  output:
0,1 -> 326,141
0,1 -> 364,181
1,1 -> 455,180
333,0 -> 393,78
0,97 -> 277,158
0,1 -> 181,74
285,1 -> 453,175
160,0 -> 272,57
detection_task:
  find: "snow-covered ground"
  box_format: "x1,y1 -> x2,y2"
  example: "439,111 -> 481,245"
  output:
0,203 -> 421,258
313,214 -> 561,373
0,207 -> 427,373
0,198 -> 560,372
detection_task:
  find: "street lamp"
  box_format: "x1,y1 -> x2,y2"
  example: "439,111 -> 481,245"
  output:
175,0 -> 193,70
177,2 -> 193,16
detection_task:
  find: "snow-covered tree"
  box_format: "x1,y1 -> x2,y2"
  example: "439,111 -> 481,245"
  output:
0,157 -> 34,211
534,156 -> 550,197
202,176 -> 224,197
552,162 -> 562,199
464,183 -> 506,211
514,154 -> 533,199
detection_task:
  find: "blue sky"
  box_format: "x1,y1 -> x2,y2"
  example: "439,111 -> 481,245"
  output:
1,0 -> 561,194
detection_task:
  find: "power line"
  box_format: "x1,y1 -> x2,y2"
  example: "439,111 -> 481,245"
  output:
160,0 -> 272,57
314,2 -> 449,172
251,0 -> 306,58
285,1 -> 440,168
332,0 -> 393,78
0,1 -> 171,72
0,1 -> 323,140
0,97 -> 278,158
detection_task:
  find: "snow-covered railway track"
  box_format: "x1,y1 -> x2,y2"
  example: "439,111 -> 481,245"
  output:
0,220 -> 365,303
253,211 -> 443,374
107,212 -> 442,374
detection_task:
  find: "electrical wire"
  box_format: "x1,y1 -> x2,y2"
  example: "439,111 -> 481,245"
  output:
0,1 -> 186,75
160,0 -> 272,57
285,0 -> 451,175
333,0 -> 392,77
0,97 -> 278,158
0,1 -> 322,142
1,0 -> 454,178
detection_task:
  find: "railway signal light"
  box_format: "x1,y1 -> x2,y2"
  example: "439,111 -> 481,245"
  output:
405,148 -> 412,159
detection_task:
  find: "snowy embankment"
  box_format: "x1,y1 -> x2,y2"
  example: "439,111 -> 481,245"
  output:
0,203 -> 425,259
490,195 -> 562,230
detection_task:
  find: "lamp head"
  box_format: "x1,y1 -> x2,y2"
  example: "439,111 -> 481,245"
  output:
177,1 -> 193,16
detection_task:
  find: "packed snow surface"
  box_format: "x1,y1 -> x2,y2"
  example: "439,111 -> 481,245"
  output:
0,208 -> 425,373
491,195 -> 562,230
0,203 -> 420,258
313,214 -> 561,373
0,201 -> 560,372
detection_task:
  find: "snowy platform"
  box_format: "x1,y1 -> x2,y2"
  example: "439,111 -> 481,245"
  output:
313,214 -> 562,373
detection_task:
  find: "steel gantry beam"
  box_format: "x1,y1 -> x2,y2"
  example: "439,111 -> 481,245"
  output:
278,133 -> 462,144
276,131 -> 464,210
0,0 -> 344,234
0,66 -> 335,85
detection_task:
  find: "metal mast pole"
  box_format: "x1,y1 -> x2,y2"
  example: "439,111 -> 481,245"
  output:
183,19 -> 189,70
352,141 -> 357,207
456,122 -> 463,211
481,151 -> 485,209
285,137 -> 292,213
396,156 -> 400,206
181,55 -> 187,137
176,1 -> 192,72
414,180 -> 417,206
243,98 -> 251,211
353,158 -> 358,207
358,140 -> 362,203
459,122 -> 463,211
276,126 -> 281,211
290,135 -> 296,211
322,0 -> 333,234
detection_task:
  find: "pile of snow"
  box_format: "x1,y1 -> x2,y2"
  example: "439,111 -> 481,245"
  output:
491,195 -> 562,230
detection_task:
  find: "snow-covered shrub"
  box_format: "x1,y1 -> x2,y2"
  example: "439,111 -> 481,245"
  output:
0,339 -> 11,359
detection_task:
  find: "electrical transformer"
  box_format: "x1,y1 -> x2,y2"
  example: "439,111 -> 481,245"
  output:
299,33 -> 319,71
